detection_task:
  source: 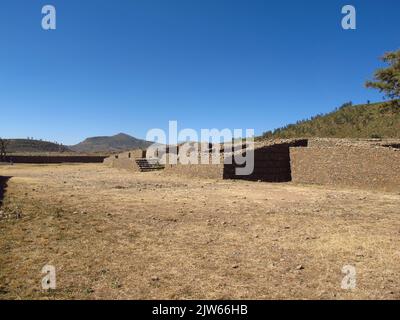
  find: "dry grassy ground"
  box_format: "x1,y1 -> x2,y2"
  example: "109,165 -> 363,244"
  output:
1,163 -> 400,300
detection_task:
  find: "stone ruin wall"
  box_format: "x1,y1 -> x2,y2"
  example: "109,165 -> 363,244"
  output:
290,145 -> 400,192
162,139 -> 308,181
102,139 -> 400,192
163,163 -> 224,179
224,140 -> 308,182
162,138 -> 400,191
3,155 -> 106,164
103,149 -> 145,171
162,152 -> 225,179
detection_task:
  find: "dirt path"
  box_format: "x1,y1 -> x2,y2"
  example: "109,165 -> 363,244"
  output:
1,163 -> 400,299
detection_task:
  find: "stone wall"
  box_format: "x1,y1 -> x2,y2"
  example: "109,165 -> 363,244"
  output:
103,149 -> 146,171
307,138 -> 400,148
3,155 -> 106,164
161,140 -> 308,181
103,154 -> 140,172
290,146 -> 400,192
101,141 -> 400,191
117,150 -> 146,159
102,156 -> 115,166
224,139 -> 308,182
163,163 -> 224,179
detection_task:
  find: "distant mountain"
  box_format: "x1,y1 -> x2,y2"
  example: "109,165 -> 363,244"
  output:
5,139 -> 70,154
70,133 -> 152,153
261,101 -> 400,139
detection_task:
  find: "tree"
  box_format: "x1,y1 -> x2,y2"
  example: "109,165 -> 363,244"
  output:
0,138 -> 10,161
366,49 -> 400,102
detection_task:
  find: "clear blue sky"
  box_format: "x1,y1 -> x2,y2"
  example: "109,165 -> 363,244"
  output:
0,0 -> 399,145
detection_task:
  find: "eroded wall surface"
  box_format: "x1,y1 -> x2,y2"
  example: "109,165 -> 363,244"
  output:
103,156 -> 140,172
224,140 -> 308,182
103,149 -> 146,171
290,146 -> 400,191
163,163 -> 224,179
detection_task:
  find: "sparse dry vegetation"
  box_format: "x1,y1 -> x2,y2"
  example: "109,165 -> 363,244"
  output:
262,101 -> 400,139
1,164 -> 400,299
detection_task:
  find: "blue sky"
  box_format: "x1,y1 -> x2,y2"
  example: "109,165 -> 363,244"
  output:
0,0 -> 399,145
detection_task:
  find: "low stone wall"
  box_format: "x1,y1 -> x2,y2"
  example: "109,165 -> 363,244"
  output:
307,138 -> 400,148
290,146 -> 400,191
103,157 -> 115,166
163,163 -> 224,179
103,156 -> 140,172
103,149 -> 146,171
3,155 -> 106,164
116,150 -> 146,159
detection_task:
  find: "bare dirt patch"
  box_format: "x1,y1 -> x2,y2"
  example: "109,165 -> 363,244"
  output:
1,164 -> 400,299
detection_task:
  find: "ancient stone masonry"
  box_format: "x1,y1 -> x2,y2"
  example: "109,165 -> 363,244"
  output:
162,148 -> 225,179
290,145 -> 400,192
103,149 -> 164,172
224,140 -> 308,182
103,138 -> 400,192
161,139 -> 308,181
163,163 -> 224,179
4,155 -> 106,164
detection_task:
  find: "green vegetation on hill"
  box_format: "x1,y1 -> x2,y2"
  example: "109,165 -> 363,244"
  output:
262,101 -> 400,139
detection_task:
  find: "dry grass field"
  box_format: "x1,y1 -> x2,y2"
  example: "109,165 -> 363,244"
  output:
1,163 -> 400,300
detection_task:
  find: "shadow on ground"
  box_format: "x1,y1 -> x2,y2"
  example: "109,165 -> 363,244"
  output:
0,176 -> 12,208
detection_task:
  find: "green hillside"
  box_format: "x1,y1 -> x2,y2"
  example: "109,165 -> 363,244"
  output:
262,101 -> 400,139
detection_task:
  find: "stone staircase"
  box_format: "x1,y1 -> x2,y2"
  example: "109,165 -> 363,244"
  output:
135,158 -> 165,172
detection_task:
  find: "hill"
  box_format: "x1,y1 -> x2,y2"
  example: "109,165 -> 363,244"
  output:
261,101 -> 400,139
4,139 -> 70,154
70,133 -> 152,153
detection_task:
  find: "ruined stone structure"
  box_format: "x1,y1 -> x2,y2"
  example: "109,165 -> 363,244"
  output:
103,149 -> 164,172
163,162 -> 224,179
104,138 -> 400,192
162,139 -> 308,181
290,144 -> 400,192
4,155 -> 106,164
224,140 -> 308,182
